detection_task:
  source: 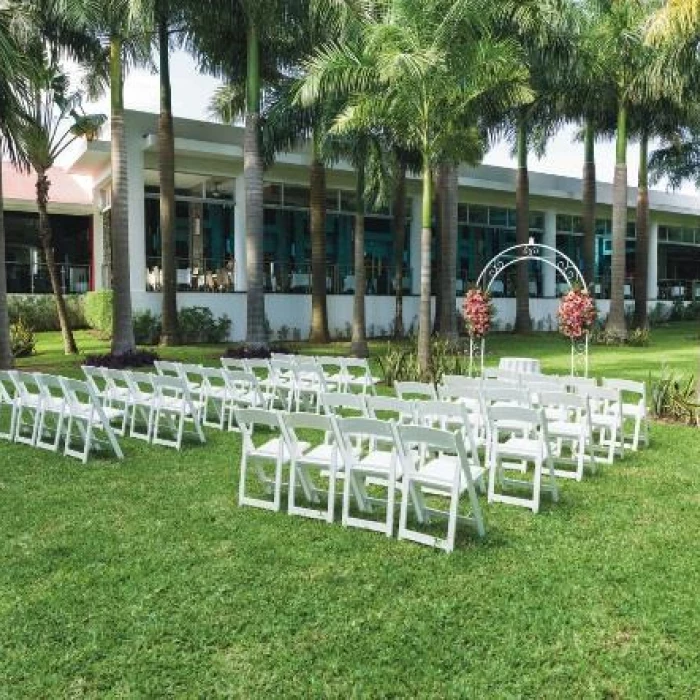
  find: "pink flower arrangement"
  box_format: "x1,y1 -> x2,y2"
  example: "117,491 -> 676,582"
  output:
463,288 -> 493,338
558,288 -> 597,340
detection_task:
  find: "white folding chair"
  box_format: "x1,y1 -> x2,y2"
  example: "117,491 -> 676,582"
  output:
60,378 -> 124,463
538,391 -> 595,481
221,357 -> 248,372
150,375 -> 206,450
395,381 -> 437,401
342,358 -> 380,395
82,365 -> 108,398
270,358 -> 297,410
223,370 -> 273,431
337,417 -> 402,537
482,368 -> 522,384
602,378 -> 649,450
197,366 -> 234,430
315,356 -> 346,390
9,371 -> 43,446
293,359 -> 331,413
34,373 -> 67,453
578,385 -> 623,464
396,425 -> 486,552
283,412 -> 342,523
100,368 -> 133,436
487,406 -> 559,513
235,407 -> 303,512
125,371 -> 157,442
0,370 -> 19,441
365,395 -> 416,425
155,360 -> 201,397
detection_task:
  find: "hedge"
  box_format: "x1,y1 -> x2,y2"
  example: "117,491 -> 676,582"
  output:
7,294 -> 87,332
83,290 -> 113,338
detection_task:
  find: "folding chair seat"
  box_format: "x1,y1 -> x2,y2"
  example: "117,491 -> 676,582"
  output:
9,371 -> 43,446
150,375 -> 206,449
602,378 -> 649,450
394,381 -> 437,401
0,370 -> 20,441
538,391 -> 595,481
337,417 -> 403,537
34,373 -> 67,452
396,425 -> 486,552
342,358 -> 380,395
59,378 -> 124,463
283,412 -> 343,522
124,371 -> 157,442
487,406 -> 559,513
578,385 -> 624,464
235,407 -> 308,512
315,356 -> 346,391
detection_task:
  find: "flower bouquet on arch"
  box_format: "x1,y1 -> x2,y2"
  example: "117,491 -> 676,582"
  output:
463,288 -> 494,338
557,287 -> 597,340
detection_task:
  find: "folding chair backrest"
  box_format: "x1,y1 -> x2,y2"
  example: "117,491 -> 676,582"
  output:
10,370 -> 41,402
602,378 -> 645,404
568,376 -> 598,393
154,360 -> 184,379
34,373 -> 65,402
221,357 -> 247,372
342,357 -> 373,380
320,392 -> 367,417
441,375 -> 482,393
234,407 -> 281,430
82,365 -> 107,395
395,381 -> 437,401
0,370 -> 15,403
197,365 -> 228,391
482,368 -> 522,384
365,395 -> 415,423
124,370 -> 155,399
580,385 -> 621,415
336,417 -> 397,460
61,377 -> 98,411
316,356 -> 344,375
415,399 -> 468,428
481,386 -> 531,408
152,374 -> 190,400
180,362 -> 206,383
396,424 -> 459,477
488,405 -> 544,439
271,352 -> 297,362
537,390 -> 589,421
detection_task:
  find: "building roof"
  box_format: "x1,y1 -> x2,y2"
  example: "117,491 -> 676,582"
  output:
2,161 -> 93,214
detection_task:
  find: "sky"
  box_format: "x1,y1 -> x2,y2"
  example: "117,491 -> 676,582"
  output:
71,49 -> 698,196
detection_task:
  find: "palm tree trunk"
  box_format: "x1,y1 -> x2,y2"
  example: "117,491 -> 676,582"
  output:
582,119 -> 596,288
433,166 -> 444,334
309,143 -> 329,343
515,113 -> 531,333
110,35 -> 136,355
392,160 -> 407,338
439,163 -> 458,339
417,162 -> 433,377
634,130 -> 649,330
351,160 -> 368,357
158,5 -> 179,346
244,24 -> 267,348
0,156 -> 13,368
606,102 -> 628,340
36,171 -> 78,355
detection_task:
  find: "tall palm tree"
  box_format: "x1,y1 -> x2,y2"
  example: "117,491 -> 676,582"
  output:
0,6 -> 31,369
187,0 -> 306,350
19,68 -> 106,355
300,0 -> 531,375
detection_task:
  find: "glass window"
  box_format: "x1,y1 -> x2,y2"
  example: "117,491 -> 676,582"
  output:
488,207 -> 507,227
283,185 -> 309,209
658,226 -> 667,241
529,211 -> 544,230
326,189 -> 340,212
557,214 -> 572,233
340,189 -> 357,213
470,205 -> 488,224
507,209 -> 518,228
458,204 -> 469,223
626,222 -> 636,239
263,183 -> 282,206
573,216 -> 584,234
668,227 -> 683,242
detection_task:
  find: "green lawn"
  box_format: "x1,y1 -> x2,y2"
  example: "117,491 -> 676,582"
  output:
1,325 -> 699,696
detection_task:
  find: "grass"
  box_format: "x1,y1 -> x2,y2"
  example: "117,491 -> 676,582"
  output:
1,325 -> 699,696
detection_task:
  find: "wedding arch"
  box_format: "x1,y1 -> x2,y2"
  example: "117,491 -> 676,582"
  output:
469,238 -> 591,377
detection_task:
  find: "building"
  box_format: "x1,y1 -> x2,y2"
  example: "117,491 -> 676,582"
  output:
9,109 -> 700,340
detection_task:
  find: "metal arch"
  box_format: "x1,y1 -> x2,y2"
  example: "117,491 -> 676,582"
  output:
475,242 -> 588,294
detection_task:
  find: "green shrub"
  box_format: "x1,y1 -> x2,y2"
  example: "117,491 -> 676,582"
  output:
84,291 -> 113,338
649,368 -> 699,425
10,318 -> 36,358
7,294 -> 86,331
133,310 -> 162,345
177,306 -> 231,344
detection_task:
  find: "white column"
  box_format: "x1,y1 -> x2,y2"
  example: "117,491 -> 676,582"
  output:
648,219 -> 658,300
234,176 -> 247,291
127,126 -> 146,293
409,195 -> 422,295
543,209 -> 557,297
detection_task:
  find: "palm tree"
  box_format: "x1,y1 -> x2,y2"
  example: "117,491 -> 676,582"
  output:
19,68 -> 106,355
0,6 -> 31,369
187,0 -> 306,350
300,0 -> 531,375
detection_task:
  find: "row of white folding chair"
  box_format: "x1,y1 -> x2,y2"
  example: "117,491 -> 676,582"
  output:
0,370 -> 124,463
236,403 -> 486,552
601,378 -> 649,451
86,368 -> 206,450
